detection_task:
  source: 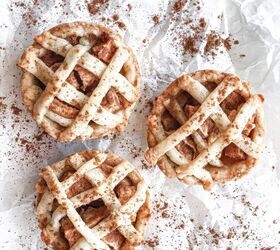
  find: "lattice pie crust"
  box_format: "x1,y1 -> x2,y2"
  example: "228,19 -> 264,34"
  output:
18,22 -> 140,142
36,150 -> 150,250
145,70 -> 265,190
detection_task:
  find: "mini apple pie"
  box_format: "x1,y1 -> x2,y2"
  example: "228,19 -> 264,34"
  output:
18,22 -> 140,141
145,70 -> 265,190
35,150 -> 150,250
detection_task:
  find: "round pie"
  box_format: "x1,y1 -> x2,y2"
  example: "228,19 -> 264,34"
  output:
145,70 -> 265,190
35,150 -> 150,250
18,22 -> 140,142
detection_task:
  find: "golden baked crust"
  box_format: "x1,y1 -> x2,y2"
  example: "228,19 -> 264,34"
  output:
18,22 -> 140,142
35,150 -> 150,250
145,70 -> 265,190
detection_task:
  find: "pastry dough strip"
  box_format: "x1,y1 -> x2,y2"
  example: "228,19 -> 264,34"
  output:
176,94 -> 263,179
38,152 -> 148,250
145,75 -> 238,165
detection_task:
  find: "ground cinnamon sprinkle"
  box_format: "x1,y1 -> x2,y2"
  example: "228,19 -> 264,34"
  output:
127,3 -> 132,12
168,0 -> 241,60
204,31 -> 238,58
11,104 -> 22,115
173,0 -> 187,12
204,31 -> 223,53
199,17 -> 206,28
183,35 -> 199,57
141,159 -> 150,169
145,188 -> 276,248
112,14 -> 119,21
117,21 -> 126,29
100,16 -> 126,30
111,14 -> 126,29
152,15 -> 160,25
87,0 -> 109,15
161,211 -> 170,218
9,2 -> 38,29
146,236 -> 159,247
181,21 -> 239,59
0,97 -> 7,112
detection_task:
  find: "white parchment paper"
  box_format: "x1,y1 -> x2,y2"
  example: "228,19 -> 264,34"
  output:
0,0 -> 280,249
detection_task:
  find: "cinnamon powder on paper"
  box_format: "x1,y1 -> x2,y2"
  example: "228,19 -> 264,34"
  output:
146,236 -> 159,247
181,17 -> 206,57
0,97 -> 7,113
152,15 -> 160,25
173,0 -> 186,12
182,22 -> 239,59
169,1 -> 241,60
87,0 -> 109,15
183,35 -> 199,56
11,104 -> 22,115
112,14 -> 126,29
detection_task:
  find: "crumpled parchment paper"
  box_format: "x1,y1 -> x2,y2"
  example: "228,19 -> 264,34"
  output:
0,0 -> 280,249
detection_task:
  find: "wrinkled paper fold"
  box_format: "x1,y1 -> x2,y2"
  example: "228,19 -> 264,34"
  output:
0,0 -> 279,249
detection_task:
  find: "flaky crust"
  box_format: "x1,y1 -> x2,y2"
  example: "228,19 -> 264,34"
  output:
19,22 -> 140,141
35,150 -> 150,250
145,70 -> 265,189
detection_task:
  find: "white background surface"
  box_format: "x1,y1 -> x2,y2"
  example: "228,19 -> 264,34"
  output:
0,0 -> 280,249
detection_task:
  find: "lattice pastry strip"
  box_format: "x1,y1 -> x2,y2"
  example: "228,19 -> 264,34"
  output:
74,182 -> 147,250
21,48 -> 122,127
176,94 -> 263,186
42,166 -> 109,250
33,44 -> 91,124
60,48 -> 132,141
163,97 -> 224,167
35,32 -> 138,103
178,75 -> 260,157
18,22 -> 140,141
146,74 -> 240,164
145,70 -> 265,189
36,151 -> 150,250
